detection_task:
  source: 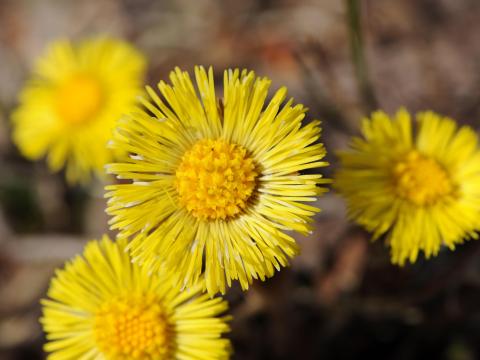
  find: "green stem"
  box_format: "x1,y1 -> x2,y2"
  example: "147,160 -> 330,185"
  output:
346,0 -> 377,112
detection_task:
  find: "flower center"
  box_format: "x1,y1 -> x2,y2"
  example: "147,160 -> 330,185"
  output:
175,138 -> 258,220
93,294 -> 172,359
392,150 -> 453,206
55,73 -> 103,125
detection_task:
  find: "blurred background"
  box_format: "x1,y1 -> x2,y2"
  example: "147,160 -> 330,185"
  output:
1,0 -> 480,359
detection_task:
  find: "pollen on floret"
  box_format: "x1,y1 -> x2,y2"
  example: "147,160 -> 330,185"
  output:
175,138 -> 258,220
392,150 -> 455,206
55,73 -> 104,125
93,294 -> 172,359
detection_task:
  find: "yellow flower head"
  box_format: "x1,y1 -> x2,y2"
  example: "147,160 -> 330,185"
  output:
335,109 -> 480,265
106,67 -> 329,295
41,236 -> 231,360
12,37 -> 146,184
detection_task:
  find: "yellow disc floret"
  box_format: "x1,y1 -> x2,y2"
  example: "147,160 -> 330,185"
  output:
94,294 -> 171,359
392,150 -> 454,206
176,138 -> 258,220
55,73 -> 103,125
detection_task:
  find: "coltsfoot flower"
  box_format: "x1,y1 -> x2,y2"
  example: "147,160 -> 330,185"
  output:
41,236 -> 231,360
335,109 -> 480,265
12,37 -> 146,184
106,67 -> 329,295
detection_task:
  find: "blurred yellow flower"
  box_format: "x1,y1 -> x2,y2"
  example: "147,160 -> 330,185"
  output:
335,109 -> 480,265
106,66 -> 329,295
41,235 -> 231,360
12,37 -> 146,184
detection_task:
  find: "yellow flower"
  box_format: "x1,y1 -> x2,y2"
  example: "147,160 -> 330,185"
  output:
41,235 -> 231,360
12,37 -> 146,184
335,109 -> 480,265
106,67 -> 328,295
